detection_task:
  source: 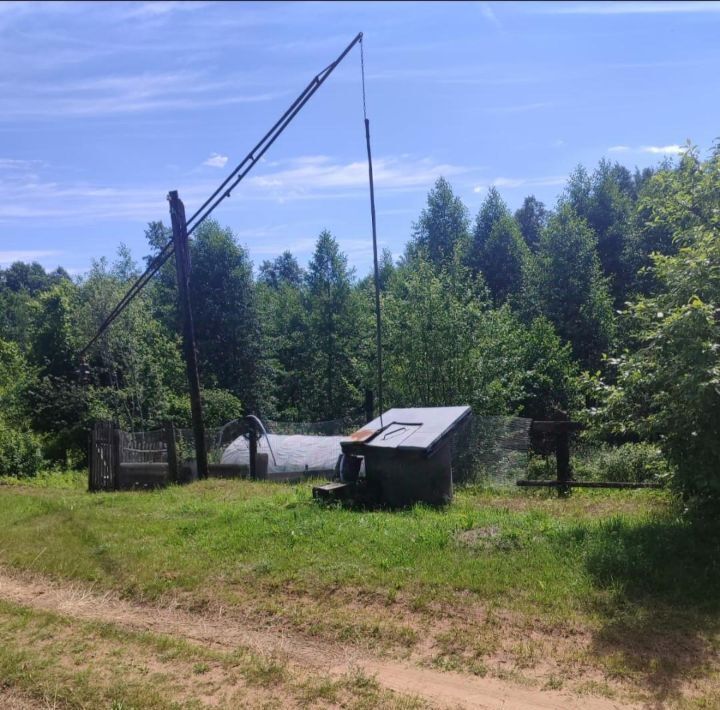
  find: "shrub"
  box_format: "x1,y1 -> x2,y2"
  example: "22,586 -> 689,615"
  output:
575,442 -> 671,483
164,388 -> 244,429
0,420 -> 44,477
527,442 -> 672,484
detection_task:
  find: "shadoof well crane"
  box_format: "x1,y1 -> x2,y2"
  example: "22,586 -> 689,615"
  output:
77,33 -> 384,480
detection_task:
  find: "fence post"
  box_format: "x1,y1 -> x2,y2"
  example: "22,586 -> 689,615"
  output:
88,423 -> 97,492
165,421 -> 179,483
112,423 -> 121,491
249,428 -> 258,480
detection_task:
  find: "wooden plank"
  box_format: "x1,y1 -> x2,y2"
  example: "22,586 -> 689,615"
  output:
312,481 -> 353,501
112,423 -> 121,491
165,422 -> 178,483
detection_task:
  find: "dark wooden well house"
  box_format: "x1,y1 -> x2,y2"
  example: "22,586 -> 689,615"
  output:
315,406 -> 472,507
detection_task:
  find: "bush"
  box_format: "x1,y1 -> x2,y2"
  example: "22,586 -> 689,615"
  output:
575,443 -> 672,483
164,388 -> 244,429
527,442 -> 672,484
0,420 -> 44,477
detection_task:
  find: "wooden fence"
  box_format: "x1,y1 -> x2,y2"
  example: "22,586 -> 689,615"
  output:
88,421 -> 261,492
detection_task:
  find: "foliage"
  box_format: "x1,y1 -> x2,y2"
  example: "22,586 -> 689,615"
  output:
188,220 -> 267,415
383,255 -> 578,417
0,419 -> 43,477
597,145 -> 720,500
299,230 -> 363,420
466,186 -> 510,274
383,255 -> 486,409
563,161 -> 637,305
574,443 -> 672,484
0,339 -> 34,427
164,388 -> 244,429
258,250 -> 304,289
408,177 -> 470,269
522,205 -> 614,367
514,195 -> 548,252
477,213 -> 530,304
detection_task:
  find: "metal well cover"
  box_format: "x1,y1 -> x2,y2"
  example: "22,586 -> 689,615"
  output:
342,406 -> 471,456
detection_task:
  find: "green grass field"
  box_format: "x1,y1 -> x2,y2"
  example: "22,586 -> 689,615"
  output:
1,473 -> 719,707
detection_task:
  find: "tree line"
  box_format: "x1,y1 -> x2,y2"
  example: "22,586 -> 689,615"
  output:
1,144 -> 719,500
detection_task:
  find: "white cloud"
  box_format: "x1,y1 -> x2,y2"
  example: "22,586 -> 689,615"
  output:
0,70 -> 284,120
607,144 -> 685,155
474,175 -> 566,191
203,153 -> 229,168
0,154 -> 475,225
479,2 -> 502,27
246,155 -> 472,197
119,1 -> 210,19
641,144 -> 685,155
538,1 -> 720,14
0,250 -> 61,265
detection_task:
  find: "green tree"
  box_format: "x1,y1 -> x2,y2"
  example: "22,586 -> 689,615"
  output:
383,256 -> 485,408
514,195 -> 548,252
478,213 -> 530,304
259,251 -> 304,289
301,231 -> 362,420
466,187 -> 511,275
598,145 -> 720,501
257,263 -> 307,420
522,205 -> 614,367
563,161 -> 635,304
0,262 -> 69,350
188,220 -> 267,415
624,152 -> 695,295
407,177 -> 470,268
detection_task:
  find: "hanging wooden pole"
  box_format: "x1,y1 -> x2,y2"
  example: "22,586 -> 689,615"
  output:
168,190 -> 208,480
361,37 -> 384,428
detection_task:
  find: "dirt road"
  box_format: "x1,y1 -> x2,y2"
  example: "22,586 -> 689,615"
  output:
0,568 -> 629,709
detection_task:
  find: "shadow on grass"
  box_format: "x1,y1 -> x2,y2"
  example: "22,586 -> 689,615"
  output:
579,510 -> 720,705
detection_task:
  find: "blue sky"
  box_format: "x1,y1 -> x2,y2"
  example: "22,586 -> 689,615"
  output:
1,0 -> 719,278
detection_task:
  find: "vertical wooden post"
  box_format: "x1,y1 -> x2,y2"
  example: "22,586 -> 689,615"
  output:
249,429 -> 257,480
164,422 -> 179,484
88,424 -> 96,492
112,422 -> 121,491
556,431 -> 571,495
364,388 -> 374,423
168,190 -> 208,480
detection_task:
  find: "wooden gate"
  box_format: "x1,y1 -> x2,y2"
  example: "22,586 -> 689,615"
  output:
88,421 -> 118,492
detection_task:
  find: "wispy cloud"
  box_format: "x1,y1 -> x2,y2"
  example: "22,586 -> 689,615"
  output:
607,144 -> 685,155
247,155 -> 473,198
473,175 -> 566,192
118,1 -> 210,19
203,153 -> 229,168
0,154 -> 473,225
479,2 -> 502,27
0,69 -> 284,120
0,250 -> 62,265
641,144 -> 685,155
537,1 -> 720,14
